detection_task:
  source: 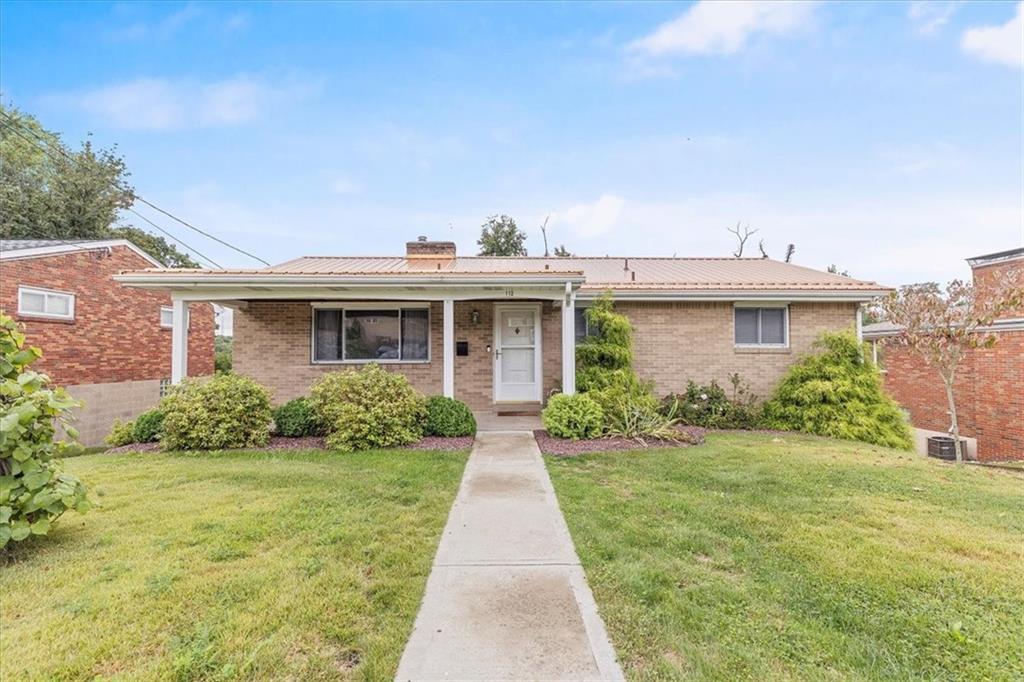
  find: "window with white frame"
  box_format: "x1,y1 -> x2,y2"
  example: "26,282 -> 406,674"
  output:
160,306 -> 190,329
734,305 -> 788,346
17,286 -> 75,320
313,305 -> 430,363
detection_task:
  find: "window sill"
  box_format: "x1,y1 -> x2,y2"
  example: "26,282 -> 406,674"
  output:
16,313 -> 76,325
734,345 -> 790,354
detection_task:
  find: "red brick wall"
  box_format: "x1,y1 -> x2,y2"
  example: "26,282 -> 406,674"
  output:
0,246 -> 215,386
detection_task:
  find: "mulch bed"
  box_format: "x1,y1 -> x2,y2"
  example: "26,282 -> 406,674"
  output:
534,426 -> 706,457
102,434 -> 473,454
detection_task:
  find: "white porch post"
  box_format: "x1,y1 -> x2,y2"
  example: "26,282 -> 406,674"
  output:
856,304 -> 864,343
170,297 -> 188,384
442,298 -> 455,398
561,283 -> 576,395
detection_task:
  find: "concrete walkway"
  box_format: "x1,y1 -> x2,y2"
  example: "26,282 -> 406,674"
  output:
396,432 -> 624,681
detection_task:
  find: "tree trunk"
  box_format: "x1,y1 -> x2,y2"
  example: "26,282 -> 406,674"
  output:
942,377 -> 963,465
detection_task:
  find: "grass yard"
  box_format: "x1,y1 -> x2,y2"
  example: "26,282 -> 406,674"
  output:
1,448 -> 468,681
546,433 -> 1024,681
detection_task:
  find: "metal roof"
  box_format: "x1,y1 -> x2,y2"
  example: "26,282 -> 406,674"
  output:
123,256 -> 886,293
1,239 -> 84,251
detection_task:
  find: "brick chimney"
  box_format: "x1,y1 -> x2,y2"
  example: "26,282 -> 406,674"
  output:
406,236 -> 456,269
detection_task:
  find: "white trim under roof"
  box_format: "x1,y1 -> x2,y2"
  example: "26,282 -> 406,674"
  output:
0,239 -> 164,268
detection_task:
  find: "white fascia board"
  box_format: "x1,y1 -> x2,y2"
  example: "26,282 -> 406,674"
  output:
114,274 -> 584,287
575,289 -> 888,303
1,239 -> 164,268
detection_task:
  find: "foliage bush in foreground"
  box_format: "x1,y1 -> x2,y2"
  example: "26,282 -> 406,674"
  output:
132,409 -> 165,443
664,374 -> 762,429
105,419 -> 136,447
160,374 -> 272,450
762,331 -> 914,449
542,393 -> 604,440
310,364 -> 426,451
424,396 -> 476,437
272,397 -> 321,437
0,314 -> 89,548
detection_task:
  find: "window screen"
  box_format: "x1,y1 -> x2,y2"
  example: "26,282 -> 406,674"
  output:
735,307 -> 787,345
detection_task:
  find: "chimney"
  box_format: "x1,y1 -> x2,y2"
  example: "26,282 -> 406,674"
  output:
406,237 -> 456,269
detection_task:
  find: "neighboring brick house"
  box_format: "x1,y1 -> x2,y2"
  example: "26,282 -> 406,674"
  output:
0,239 -> 215,444
864,247 -> 1024,461
116,238 -> 887,424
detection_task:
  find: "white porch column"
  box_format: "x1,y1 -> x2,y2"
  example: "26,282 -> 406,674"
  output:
856,304 -> 864,343
170,297 -> 188,384
442,298 -> 455,398
561,284 -> 576,395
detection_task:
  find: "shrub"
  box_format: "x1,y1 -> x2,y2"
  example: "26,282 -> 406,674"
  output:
309,364 -> 426,451
0,314 -> 89,548
214,335 -> 232,373
761,331 -> 914,450
542,393 -> 604,440
663,375 -> 762,429
105,419 -> 136,447
272,397 -> 321,437
160,374 -> 272,450
132,409 -> 165,443
424,396 -> 477,437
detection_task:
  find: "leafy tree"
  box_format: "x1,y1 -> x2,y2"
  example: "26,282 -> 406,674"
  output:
0,314 -> 89,548
214,335 -> 233,373
553,245 -> 574,257
477,214 -> 527,256
0,104 -> 198,267
879,278 -> 1023,464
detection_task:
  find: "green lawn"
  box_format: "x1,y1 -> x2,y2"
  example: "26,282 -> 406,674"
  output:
1,448 -> 467,681
546,433 -> 1024,681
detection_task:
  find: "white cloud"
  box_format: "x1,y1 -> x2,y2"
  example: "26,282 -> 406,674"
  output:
629,0 -> 818,57
330,177 -> 362,195
48,75 -> 318,131
961,2 -> 1024,67
908,1 -> 960,36
106,3 -> 245,41
549,195 -> 626,238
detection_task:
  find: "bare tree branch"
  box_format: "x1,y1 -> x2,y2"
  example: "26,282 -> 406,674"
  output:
784,244 -> 795,263
727,222 -> 758,258
758,239 -> 768,259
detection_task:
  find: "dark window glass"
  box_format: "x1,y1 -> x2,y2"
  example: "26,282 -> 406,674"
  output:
401,308 -> 429,360
574,307 -> 589,343
345,309 -> 400,360
314,310 -> 343,361
760,308 -> 786,344
735,308 -> 759,344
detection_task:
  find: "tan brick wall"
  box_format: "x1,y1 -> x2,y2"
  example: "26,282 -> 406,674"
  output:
619,301 -> 859,400
0,245 -> 215,385
234,299 -> 856,410
234,300 -> 563,411
63,378 -> 163,446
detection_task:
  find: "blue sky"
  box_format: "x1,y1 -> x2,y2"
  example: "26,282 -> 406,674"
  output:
2,0 -> 1022,284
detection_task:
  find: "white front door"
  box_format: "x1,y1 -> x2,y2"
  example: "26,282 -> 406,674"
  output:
493,304 -> 542,402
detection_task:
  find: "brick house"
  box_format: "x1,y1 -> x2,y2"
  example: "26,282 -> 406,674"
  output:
864,247 -> 1024,462
116,238 -> 887,423
0,239 -> 215,444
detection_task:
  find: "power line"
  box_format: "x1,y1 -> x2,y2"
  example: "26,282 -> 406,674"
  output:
126,207 -> 222,268
0,110 -> 269,266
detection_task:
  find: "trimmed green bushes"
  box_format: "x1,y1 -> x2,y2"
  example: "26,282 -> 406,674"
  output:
105,419 -> 136,447
762,331 -> 914,450
310,364 -> 426,451
542,393 -> 604,440
132,409 -> 165,443
161,374 -> 272,450
424,396 -> 476,437
272,397 -> 321,437
664,376 -> 762,430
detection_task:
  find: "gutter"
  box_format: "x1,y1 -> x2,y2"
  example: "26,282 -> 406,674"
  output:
114,273 -> 587,287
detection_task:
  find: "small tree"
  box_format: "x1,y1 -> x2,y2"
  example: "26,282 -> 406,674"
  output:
880,277 -> 1024,464
477,214 -> 527,256
0,314 -> 89,548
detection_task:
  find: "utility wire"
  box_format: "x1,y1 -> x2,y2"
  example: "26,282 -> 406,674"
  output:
126,207 -> 222,268
0,110 -> 268,266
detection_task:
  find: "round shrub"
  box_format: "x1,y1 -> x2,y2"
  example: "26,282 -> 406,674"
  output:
542,393 -> 604,440
424,396 -> 477,437
132,408 -> 165,443
761,331 -> 913,450
309,363 -> 426,451
160,374 -> 272,450
105,418 -> 136,447
272,397 -> 321,437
